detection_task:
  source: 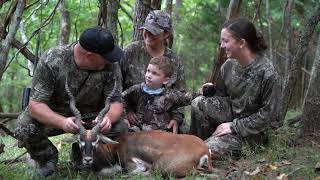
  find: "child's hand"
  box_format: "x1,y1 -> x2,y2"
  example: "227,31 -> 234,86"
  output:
124,119 -> 131,128
167,120 -> 178,134
127,111 -> 138,125
200,82 -> 214,95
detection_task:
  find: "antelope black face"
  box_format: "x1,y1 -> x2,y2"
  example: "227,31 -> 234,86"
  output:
76,131 -> 119,166
78,130 -> 100,166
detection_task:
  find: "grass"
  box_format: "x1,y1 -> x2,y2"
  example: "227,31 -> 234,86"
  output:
0,135 -> 182,180
1,110 -> 320,179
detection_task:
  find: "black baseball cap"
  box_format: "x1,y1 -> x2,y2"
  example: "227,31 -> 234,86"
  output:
79,27 -> 123,62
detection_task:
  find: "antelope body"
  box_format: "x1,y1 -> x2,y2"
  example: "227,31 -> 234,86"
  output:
87,130 -> 213,177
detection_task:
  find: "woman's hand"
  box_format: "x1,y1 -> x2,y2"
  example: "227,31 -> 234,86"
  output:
212,122 -> 232,137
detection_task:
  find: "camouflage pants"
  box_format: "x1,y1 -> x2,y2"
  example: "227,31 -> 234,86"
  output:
14,109 -> 128,165
190,96 -> 268,157
189,96 -> 242,157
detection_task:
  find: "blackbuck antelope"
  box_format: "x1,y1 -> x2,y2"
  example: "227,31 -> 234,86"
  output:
65,76 -> 213,177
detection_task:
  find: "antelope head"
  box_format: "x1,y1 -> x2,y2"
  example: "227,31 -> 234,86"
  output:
65,75 -> 119,166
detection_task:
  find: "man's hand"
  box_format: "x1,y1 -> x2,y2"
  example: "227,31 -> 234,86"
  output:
62,117 -> 79,133
167,120 -> 178,134
94,116 -> 112,134
127,111 -> 138,125
212,122 -> 232,137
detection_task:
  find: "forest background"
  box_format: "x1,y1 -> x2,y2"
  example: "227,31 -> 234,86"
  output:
1,0 -> 320,179
0,0 -> 319,120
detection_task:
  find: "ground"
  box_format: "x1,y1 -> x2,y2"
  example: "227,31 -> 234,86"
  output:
1,113 -> 320,179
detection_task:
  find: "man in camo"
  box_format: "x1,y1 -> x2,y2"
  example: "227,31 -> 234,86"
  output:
14,27 -> 127,176
190,18 -> 279,158
120,10 -> 186,128
122,57 -> 183,133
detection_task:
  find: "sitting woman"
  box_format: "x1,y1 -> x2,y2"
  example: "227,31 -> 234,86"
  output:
190,17 -> 279,158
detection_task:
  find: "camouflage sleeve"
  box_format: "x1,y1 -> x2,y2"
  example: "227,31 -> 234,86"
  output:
166,92 -> 200,125
172,55 -> 186,92
231,74 -> 279,137
170,55 -> 187,124
120,46 -> 128,90
105,62 -> 123,103
215,63 -> 229,97
30,51 -> 56,103
121,84 -> 141,113
153,91 -> 199,112
120,43 -> 136,90
166,91 -> 199,125
169,110 -> 183,125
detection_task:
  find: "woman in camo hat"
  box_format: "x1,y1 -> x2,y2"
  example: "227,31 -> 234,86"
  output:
120,10 -> 186,133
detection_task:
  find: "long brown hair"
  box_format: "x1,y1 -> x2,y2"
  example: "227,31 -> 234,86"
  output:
223,17 -> 267,53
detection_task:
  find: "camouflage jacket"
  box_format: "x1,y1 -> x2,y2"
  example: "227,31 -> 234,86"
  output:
216,55 -> 279,137
120,40 -> 186,91
122,83 -> 184,130
120,40 -> 186,121
30,44 -> 122,120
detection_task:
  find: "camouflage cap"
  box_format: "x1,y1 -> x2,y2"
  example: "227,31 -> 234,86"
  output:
140,10 -> 172,35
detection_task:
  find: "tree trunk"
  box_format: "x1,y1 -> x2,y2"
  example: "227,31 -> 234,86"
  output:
107,0 -> 120,44
165,0 -> 173,48
208,0 -> 242,83
151,0 -> 161,9
58,0 -> 70,46
279,4 -> 320,123
284,0 -> 295,79
98,0 -> 108,27
132,0 -> 163,41
19,20 -> 35,75
297,33 -> 320,143
132,0 -> 151,41
97,0 -> 119,44
283,0 -> 302,110
0,0 -> 25,81
226,0 -> 242,20
265,0 -> 273,63
174,0 -> 182,22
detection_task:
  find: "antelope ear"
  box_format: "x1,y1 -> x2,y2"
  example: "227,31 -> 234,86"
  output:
99,135 -> 119,144
62,134 -> 79,144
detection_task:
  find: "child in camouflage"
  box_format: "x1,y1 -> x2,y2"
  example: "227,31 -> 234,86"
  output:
122,56 -> 191,134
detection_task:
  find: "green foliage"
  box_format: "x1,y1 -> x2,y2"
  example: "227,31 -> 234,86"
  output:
0,51 -> 31,112
1,0 -> 320,112
174,0 -> 225,91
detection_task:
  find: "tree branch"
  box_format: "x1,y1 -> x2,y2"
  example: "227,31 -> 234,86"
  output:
0,0 -> 10,7
1,151 -> 27,164
11,38 -> 37,64
0,0 -> 25,80
0,112 -> 20,119
3,0 -> 61,73
120,3 -> 133,21
2,1 -> 18,39
0,122 -> 15,138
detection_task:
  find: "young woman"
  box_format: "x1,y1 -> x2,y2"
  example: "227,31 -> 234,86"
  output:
190,17 -> 279,158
